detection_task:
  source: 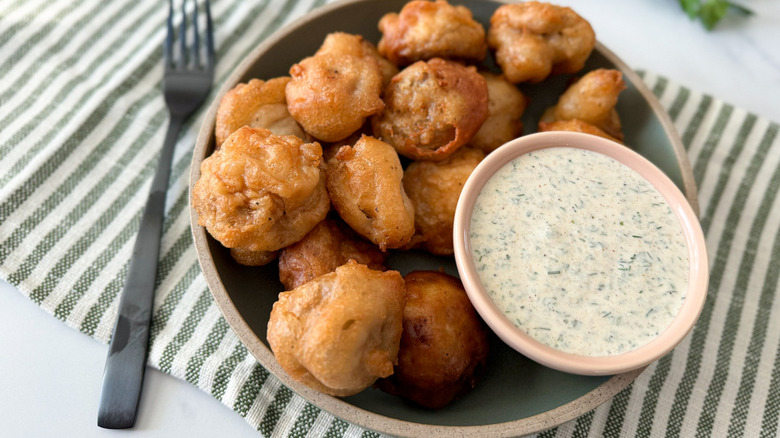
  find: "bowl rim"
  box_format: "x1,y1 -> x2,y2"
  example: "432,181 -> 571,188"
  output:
452,131 -> 709,376
188,0 -> 700,435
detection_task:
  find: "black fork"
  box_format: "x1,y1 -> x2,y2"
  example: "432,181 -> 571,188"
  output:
97,0 -> 214,429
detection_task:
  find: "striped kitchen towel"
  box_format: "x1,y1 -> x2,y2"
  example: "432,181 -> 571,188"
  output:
1,0 -> 779,436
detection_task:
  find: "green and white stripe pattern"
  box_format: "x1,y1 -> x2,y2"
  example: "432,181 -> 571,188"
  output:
1,0 -> 779,436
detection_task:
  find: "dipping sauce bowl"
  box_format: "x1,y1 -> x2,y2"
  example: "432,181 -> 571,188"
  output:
453,131 -> 709,375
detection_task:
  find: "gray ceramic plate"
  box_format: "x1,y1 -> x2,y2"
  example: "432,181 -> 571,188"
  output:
190,0 -> 698,436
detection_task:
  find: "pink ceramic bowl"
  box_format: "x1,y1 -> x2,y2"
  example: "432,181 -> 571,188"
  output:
453,131 -> 709,376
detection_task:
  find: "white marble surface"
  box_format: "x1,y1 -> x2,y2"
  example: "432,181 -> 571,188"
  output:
1,1 -> 778,437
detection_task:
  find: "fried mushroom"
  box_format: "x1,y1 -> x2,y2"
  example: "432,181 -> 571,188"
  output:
214,77 -> 307,148
267,261 -> 406,397
316,32 -> 398,88
378,0 -> 487,66
469,71 -> 528,153
229,248 -> 279,267
371,58 -> 488,161
192,126 -> 329,254
375,271 -> 490,409
539,68 -> 626,141
403,147 -> 484,255
286,39 -> 385,143
538,119 -> 622,143
278,217 -> 387,290
487,1 -> 595,83
326,135 -> 415,250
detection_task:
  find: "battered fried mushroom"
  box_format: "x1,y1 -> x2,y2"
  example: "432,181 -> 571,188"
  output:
229,248 -> 278,267
215,77 -> 307,148
371,58 -> 488,161
192,126 -> 329,253
378,0 -> 487,66
326,135 -> 415,250
403,147 -> 484,255
278,217 -> 387,290
538,119 -> 622,143
316,32 -> 398,88
375,271 -> 490,409
469,72 -> 528,153
267,261 -> 406,397
286,39 -> 385,143
487,1 -> 595,83
539,68 -> 626,141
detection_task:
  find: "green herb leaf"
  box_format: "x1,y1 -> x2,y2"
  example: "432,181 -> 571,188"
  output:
679,0 -> 701,19
700,0 -> 730,29
679,0 -> 754,30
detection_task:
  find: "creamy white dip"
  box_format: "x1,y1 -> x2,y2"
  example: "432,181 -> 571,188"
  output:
469,147 -> 689,357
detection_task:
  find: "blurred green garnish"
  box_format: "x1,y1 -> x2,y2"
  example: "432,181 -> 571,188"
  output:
679,0 -> 754,29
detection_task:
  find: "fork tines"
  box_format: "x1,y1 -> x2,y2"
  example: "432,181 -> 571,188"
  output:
164,0 -> 214,71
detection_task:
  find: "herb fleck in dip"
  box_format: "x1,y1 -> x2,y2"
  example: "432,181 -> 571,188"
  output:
469,147 -> 689,357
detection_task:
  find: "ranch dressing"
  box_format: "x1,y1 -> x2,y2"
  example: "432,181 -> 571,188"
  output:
469,147 -> 689,357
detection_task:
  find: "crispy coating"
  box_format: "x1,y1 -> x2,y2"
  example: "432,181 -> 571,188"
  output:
321,122 -> 374,162
215,77 -> 308,148
538,119 -> 622,143
326,135 -> 415,250
316,32 -> 398,88
539,68 -> 626,141
278,217 -> 387,290
403,147 -> 484,255
192,126 -> 329,253
469,72 -> 528,153
286,39 -> 385,143
375,271 -> 490,409
378,0 -> 487,66
229,248 -> 279,266
371,58 -> 488,161
267,261 -> 406,397
487,1 -> 595,83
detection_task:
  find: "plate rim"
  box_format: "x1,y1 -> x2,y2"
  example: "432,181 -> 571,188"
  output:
188,0 -> 697,435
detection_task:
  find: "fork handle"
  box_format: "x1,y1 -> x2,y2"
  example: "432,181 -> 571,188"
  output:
97,115 -> 183,429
